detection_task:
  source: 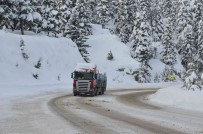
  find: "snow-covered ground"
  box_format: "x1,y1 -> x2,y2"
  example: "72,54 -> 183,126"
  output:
0,23 -> 203,127
149,84 -> 203,113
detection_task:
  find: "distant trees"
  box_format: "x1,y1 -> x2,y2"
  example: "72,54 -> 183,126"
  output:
2,0 -> 203,84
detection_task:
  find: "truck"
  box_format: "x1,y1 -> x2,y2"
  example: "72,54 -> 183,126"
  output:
71,63 -> 107,96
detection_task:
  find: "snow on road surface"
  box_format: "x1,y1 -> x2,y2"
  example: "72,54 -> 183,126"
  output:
0,92 -> 82,134
52,89 -> 203,134
1,86 -> 203,134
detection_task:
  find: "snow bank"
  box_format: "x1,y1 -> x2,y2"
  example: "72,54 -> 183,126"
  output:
149,84 -> 203,112
0,30 -> 84,98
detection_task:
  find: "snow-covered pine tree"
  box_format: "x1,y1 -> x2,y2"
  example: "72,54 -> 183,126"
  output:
15,0 -> 33,35
176,0 -> 193,36
119,24 -> 132,44
26,0 -> 42,33
133,16 -> 152,62
96,0 -> 111,28
0,0 -> 14,30
66,0 -> 92,62
180,25 -> 195,69
171,0 -> 181,31
75,35 -> 90,63
151,0 -> 164,42
41,0 -> 63,37
55,0 -> 72,37
161,18 -> 176,66
1,0 -> 34,34
69,0 -> 77,8
130,12 -> 142,58
176,1 -> 195,68
140,0 -> 151,19
114,0 -> 128,34
134,61 -> 151,83
183,62 -> 201,90
193,0 -> 203,55
131,1 -> 153,83
86,0 -> 97,23
0,1 -> 6,28
162,0 -> 173,18
117,0 -> 137,44
107,51 -> 113,60
197,20 -> 203,72
111,0 -> 119,19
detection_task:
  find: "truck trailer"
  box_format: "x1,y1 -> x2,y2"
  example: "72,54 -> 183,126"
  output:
71,63 -> 107,96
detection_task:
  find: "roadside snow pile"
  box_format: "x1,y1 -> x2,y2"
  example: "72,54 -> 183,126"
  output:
0,30 -> 83,86
149,84 -> 203,112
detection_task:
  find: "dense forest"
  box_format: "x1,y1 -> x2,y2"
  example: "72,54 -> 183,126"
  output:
0,0 -> 203,90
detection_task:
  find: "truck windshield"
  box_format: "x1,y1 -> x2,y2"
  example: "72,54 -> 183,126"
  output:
74,72 -> 93,80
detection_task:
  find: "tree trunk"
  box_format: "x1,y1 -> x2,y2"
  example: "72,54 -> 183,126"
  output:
20,19 -> 24,35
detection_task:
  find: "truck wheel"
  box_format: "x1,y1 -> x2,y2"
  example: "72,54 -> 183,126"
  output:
95,91 -> 98,96
91,92 -> 95,97
74,93 -> 77,96
101,89 -> 104,95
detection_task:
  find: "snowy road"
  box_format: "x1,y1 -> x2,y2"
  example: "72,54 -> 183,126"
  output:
1,89 -> 203,134
51,89 -> 203,134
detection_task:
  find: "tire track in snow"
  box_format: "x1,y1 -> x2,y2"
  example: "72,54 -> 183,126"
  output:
51,89 -> 189,134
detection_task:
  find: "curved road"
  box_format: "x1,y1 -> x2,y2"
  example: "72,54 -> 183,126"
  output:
49,89 -> 203,134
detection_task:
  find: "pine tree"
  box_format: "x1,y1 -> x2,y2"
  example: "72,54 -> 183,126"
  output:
133,16 -> 152,62
96,0 -> 111,28
193,0 -> 203,55
184,62 -> 201,90
162,0 -> 173,18
119,24 -> 132,43
66,0 -> 92,62
176,0 -> 193,37
140,0 -> 151,19
116,0 -> 137,43
134,61 -> 151,83
114,0 -> 127,34
180,25 -> 195,69
176,1 -> 195,68
130,12 -> 142,58
131,2 -> 152,83
56,0 -> 72,37
41,0 -> 63,37
0,2 -> 6,28
171,0 -> 181,31
86,0 -> 97,23
196,19 -> 203,73
0,0 -> 14,30
151,0 -> 164,42
161,19 -> 176,66
15,0 -> 33,35
1,0 -> 34,34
